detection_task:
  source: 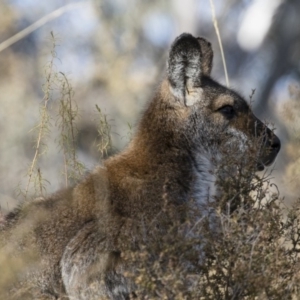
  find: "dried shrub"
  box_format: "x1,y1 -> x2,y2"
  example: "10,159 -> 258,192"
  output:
281,85 -> 300,194
122,136 -> 300,300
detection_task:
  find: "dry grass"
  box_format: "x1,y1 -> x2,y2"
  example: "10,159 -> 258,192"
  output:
122,140 -> 300,299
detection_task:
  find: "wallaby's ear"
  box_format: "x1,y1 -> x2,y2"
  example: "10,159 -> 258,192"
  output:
167,33 -> 213,106
197,37 -> 213,76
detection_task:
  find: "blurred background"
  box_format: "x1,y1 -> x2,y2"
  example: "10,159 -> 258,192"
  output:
0,0 -> 299,210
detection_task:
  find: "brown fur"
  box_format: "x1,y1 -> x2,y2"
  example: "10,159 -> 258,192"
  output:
0,33 -> 280,299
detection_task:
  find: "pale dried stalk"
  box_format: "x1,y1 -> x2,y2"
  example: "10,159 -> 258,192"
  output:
0,2 -> 87,53
209,0 -> 230,87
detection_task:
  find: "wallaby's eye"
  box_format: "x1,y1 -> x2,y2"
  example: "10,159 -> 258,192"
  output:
218,105 -> 235,119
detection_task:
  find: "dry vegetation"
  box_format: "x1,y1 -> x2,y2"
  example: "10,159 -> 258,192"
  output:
1,2 -> 300,299
3,50 -> 298,298
281,85 -> 300,196
121,140 -> 300,299
3,88 -> 300,298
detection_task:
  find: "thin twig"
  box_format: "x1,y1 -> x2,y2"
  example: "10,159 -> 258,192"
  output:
60,96 -> 69,188
24,35 -> 56,199
0,2 -> 87,53
57,72 -> 84,185
209,0 -> 230,87
60,72 -> 77,169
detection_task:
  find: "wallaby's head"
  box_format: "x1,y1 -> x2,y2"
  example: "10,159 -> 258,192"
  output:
160,33 -> 280,171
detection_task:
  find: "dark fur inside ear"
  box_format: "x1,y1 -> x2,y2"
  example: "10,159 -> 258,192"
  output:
197,37 -> 213,76
167,33 -> 202,105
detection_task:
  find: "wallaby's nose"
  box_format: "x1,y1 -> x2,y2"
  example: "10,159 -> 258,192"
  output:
271,135 -> 281,154
261,130 -> 281,168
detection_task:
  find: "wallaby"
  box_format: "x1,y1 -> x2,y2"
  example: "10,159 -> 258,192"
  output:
0,33 -> 280,299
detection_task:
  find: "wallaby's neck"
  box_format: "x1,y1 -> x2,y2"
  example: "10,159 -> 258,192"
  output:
114,85 -> 218,206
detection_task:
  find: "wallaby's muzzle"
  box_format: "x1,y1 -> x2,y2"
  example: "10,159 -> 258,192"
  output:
258,128 -> 281,171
